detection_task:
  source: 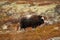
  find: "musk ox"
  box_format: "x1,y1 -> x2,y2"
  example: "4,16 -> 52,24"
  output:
20,15 -> 44,30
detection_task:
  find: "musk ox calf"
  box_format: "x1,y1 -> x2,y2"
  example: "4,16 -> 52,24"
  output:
20,15 -> 44,30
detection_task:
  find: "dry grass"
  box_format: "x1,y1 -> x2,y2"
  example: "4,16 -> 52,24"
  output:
0,23 -> 60,40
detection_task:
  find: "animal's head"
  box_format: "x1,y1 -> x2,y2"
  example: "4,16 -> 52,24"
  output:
38,15 -> 44,24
